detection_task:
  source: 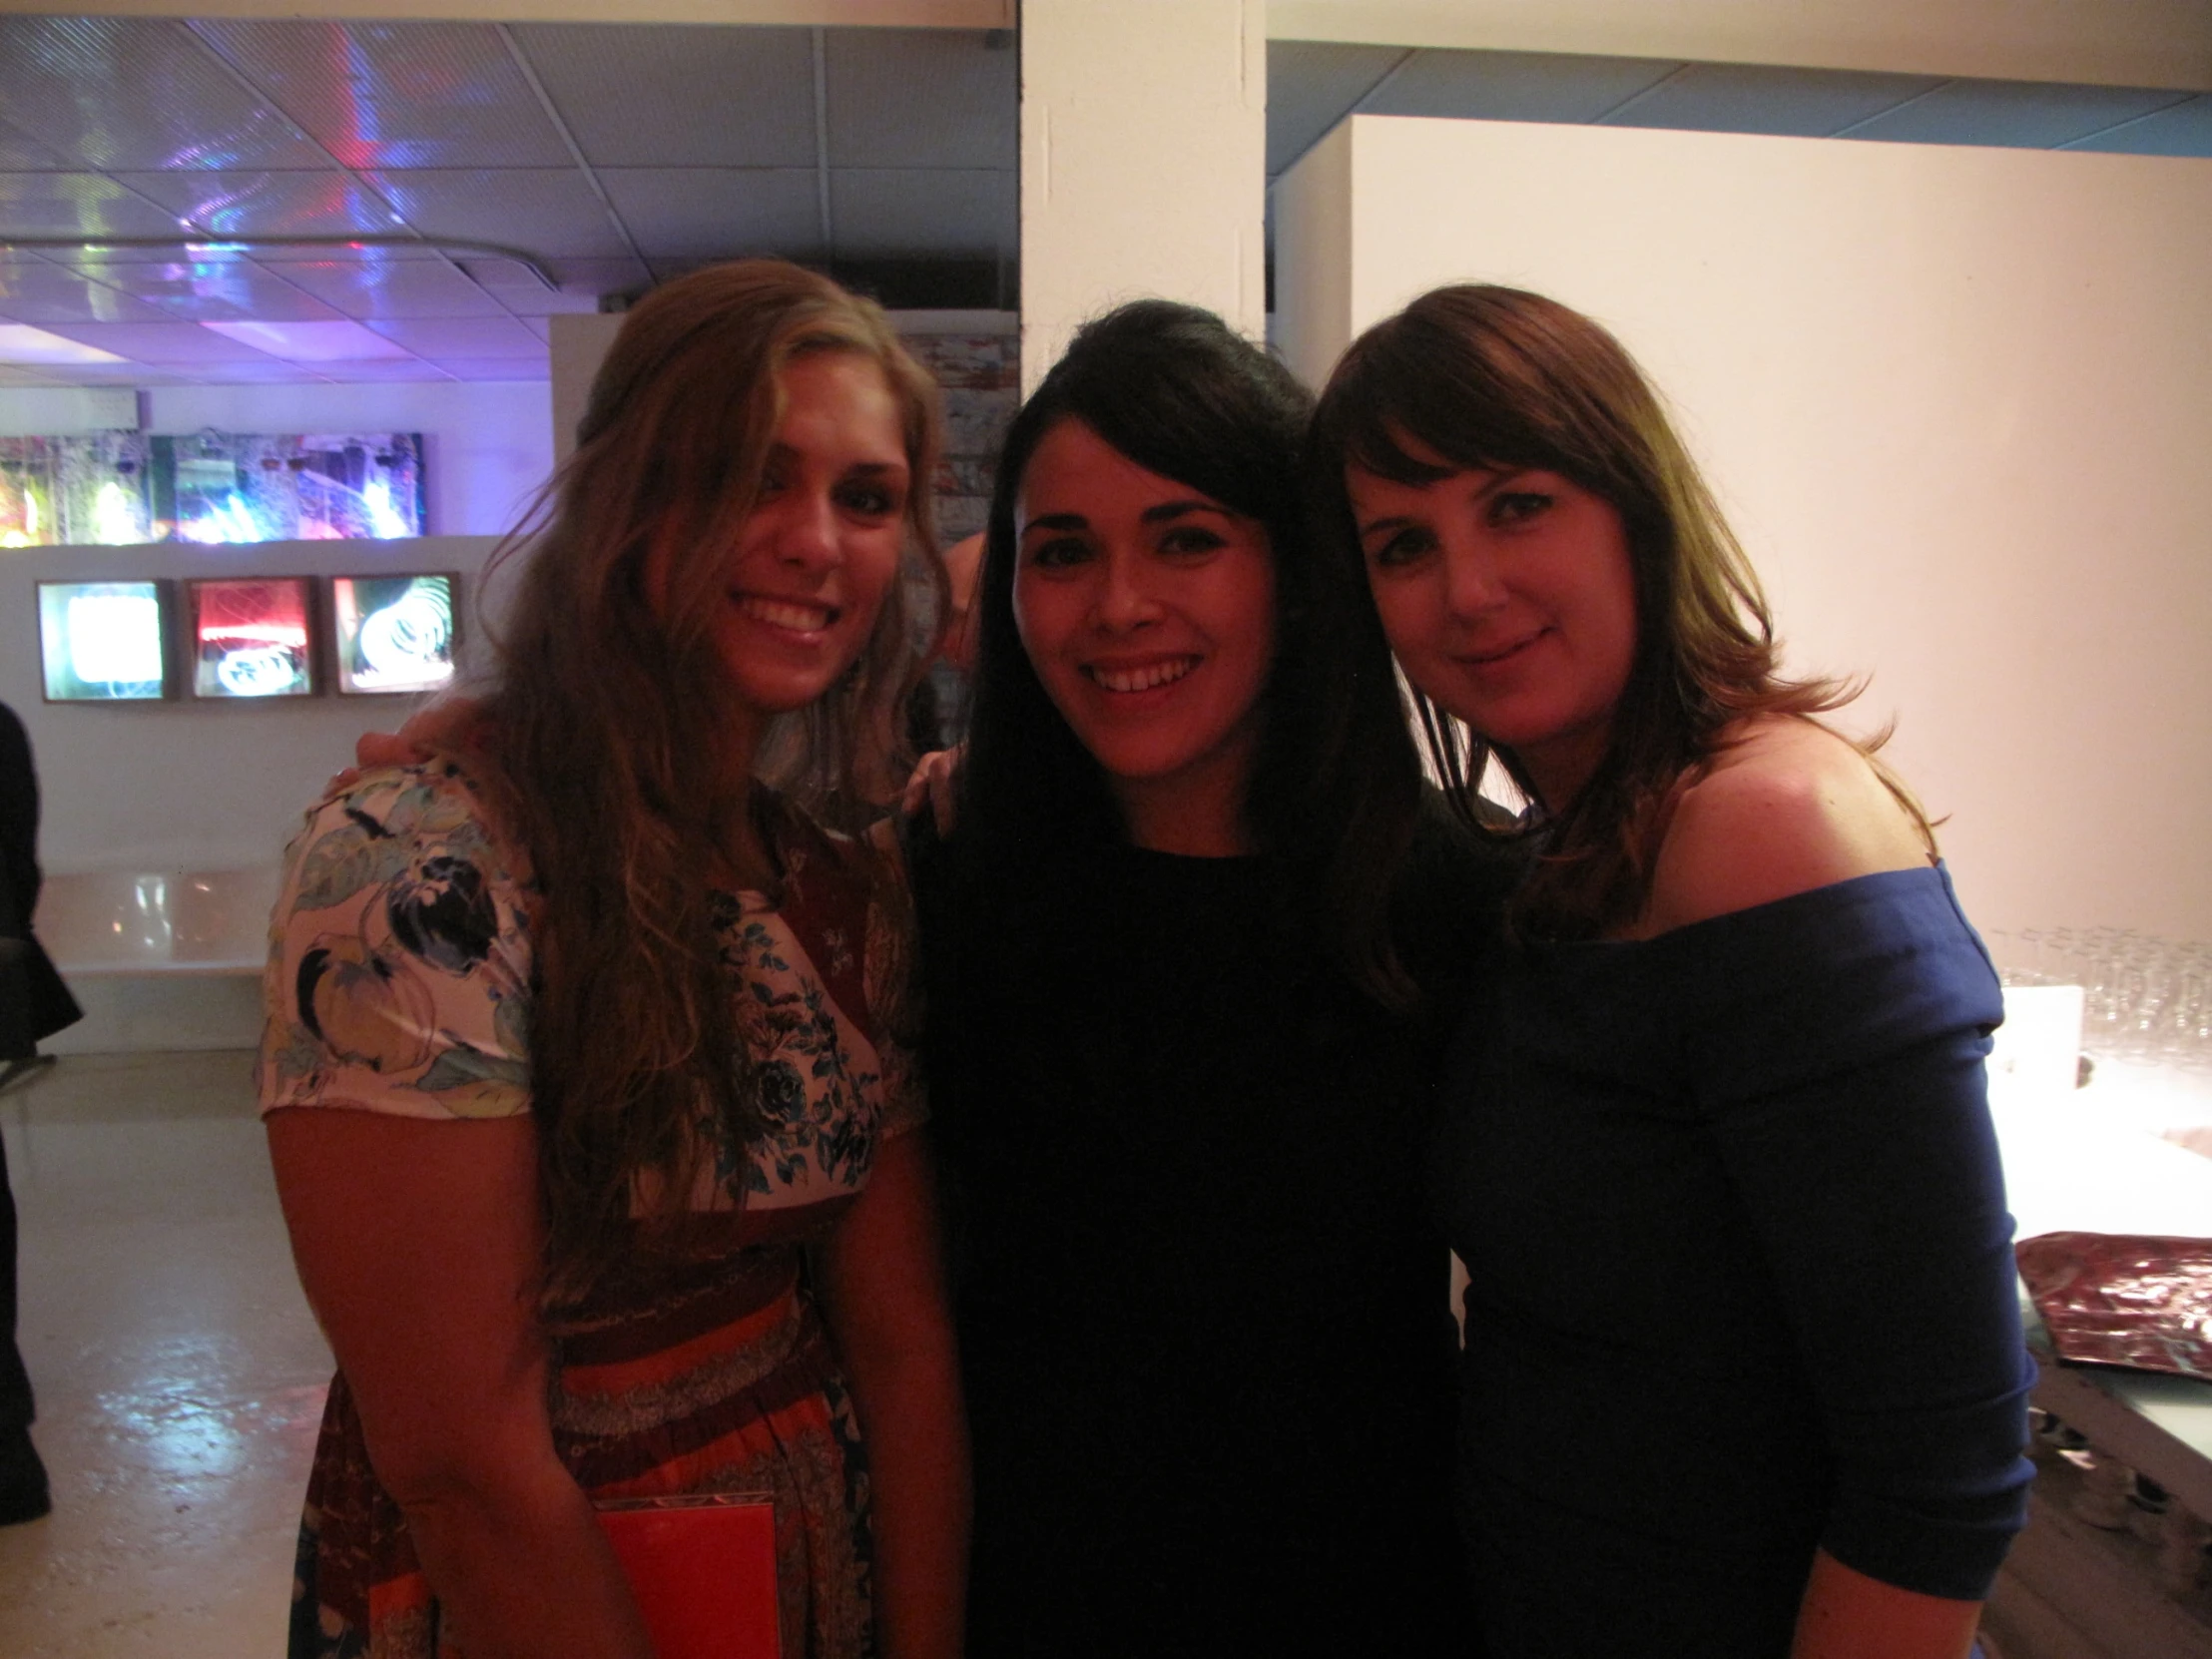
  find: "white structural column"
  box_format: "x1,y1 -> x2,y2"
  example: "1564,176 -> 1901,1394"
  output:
1018,0 -> 1266,392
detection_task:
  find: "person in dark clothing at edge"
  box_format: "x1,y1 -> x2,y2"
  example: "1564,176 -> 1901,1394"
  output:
906,301 -> 1517,1657
0,698 -> 82,1525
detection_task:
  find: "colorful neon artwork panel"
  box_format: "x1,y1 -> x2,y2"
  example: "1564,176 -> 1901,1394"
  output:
157,433 -> 424,545
38,580 -> 172,702
332,573 -> 457,696
186,576 -> 316,699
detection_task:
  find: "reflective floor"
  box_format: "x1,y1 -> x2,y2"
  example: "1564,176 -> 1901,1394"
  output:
0,1052 -> 329,1659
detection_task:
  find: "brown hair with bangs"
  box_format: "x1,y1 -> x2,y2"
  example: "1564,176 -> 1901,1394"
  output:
474,259 -> 944,1304
1308,283 -> 1918,940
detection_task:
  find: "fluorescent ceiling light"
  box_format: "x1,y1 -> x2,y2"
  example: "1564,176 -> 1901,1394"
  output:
200,319 -> 414,362
0,324 -> 128,365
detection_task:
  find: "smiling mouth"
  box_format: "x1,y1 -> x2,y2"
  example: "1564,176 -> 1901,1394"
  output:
1084,656 -> 1198,694
739,594 -> 838,634
1458,631 -> 1544,668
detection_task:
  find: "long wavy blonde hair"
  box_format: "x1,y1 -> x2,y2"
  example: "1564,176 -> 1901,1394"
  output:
477,260 -> 944,1303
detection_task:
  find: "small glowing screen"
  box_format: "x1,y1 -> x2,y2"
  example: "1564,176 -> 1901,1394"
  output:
189,577 -> 314,699
38,580 -> 170,702
332,574 -> 456,696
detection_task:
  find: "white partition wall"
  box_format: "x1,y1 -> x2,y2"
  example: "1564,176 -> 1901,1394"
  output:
1275,116 -> 2212,938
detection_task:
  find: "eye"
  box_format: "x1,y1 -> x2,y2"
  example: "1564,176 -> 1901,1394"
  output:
835,477 -> 902,519
1488,490 -> 1553,528
1365,526 -> 1436,570
1023,534 -> 1093,571
1157,524 -> 1227,557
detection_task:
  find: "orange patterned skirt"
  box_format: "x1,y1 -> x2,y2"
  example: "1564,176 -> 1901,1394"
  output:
286,1243 -> 874,1659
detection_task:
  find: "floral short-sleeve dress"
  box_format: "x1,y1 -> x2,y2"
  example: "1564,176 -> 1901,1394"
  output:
256,760 -> 924,1659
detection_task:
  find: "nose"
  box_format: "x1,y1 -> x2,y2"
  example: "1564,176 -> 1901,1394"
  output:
1441,538 -> 1508,620
767,485 -> 841,571
1090,546 -> 1161,632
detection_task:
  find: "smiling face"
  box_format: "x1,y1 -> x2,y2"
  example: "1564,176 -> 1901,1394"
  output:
649,349 -> 910,757
1011,417 -> 1277,853
1350,456 -> 1639,810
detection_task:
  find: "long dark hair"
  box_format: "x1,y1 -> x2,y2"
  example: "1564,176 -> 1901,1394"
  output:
957,299 -> 1421,1000
1308,283 -> 1913,940
482,260 -> 943,1303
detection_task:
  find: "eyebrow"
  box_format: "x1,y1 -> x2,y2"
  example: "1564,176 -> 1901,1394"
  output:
1353,467 -> 1513,538
763,442 -> 906,476
1019,499 -> 1233,536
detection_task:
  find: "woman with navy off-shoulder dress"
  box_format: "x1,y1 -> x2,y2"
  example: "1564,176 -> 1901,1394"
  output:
1308,284 -> 2034,1659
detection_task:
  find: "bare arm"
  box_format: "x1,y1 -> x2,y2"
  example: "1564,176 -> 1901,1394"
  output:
1652,721 -> 2014,1658
814,1130 -> 968,1659
268,1108 -> 654,1659
1793,1550 -> 1980,1659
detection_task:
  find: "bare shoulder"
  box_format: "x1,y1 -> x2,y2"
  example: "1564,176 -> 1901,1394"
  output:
1639,717 -> 1933,935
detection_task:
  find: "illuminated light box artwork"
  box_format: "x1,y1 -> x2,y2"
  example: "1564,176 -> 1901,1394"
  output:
1,433 -> 152,547
152,432 -> 424,544
37,579 -> 173,702
186,576 -> 316,700
331,573 -> 458,696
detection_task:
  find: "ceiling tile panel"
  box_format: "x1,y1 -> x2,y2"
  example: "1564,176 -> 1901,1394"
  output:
39,320 -> 288,364
365,315 -> 544,358
192,19 -> 571,171
112,170 -> 401,239
0,259 -> 177,325
0,115 -> 75,172
1845,79 -> 2192,147
0,172 -> 184,239
512,24 -> 818,168
257,255 -> 509,319
171,359 -> 335,383
363,169 -> 630,259
1364,48 -> 1681,125
2077,93 -> 2212,157
56,255 -> 343,323
827,29 -> 1016,169
1267,41 -> 1410,176
1600,63 -> 1945,137
830,169 -> 1013,259
0,15 -> 328,171
596,168 -> 822,261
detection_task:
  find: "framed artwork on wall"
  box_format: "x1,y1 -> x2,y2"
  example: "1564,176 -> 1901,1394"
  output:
184,575 -> 317,700
330,572 -> 458,696
36,579 -> 174,703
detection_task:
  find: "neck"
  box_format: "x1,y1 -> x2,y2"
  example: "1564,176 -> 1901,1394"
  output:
1111,748 -> 1257,858
1516,727 -> 1610,819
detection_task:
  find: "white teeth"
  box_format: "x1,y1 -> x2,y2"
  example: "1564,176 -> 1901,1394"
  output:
741,596 -> 834,633
1088,658 -> 1196,694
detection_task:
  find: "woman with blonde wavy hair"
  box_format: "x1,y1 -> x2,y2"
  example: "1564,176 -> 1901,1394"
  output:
258,260 -> 966,1659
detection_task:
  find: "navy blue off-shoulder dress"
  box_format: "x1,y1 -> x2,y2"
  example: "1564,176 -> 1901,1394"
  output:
1436,865 -> 2035,1657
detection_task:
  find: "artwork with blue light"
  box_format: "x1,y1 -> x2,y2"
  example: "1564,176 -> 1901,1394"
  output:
37,580 -> 172,702
332,573 -> 457,696
155,432 -> 424,544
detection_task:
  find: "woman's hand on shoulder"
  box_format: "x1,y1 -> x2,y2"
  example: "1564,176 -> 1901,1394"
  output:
326,696 -> 491,794
1640,718 -> 1931,935
898,746 -> 963,838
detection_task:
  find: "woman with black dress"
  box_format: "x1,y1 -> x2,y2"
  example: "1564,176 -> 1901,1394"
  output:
911,300 -> 1508,1656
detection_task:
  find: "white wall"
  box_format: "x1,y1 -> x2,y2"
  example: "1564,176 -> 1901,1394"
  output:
4,534 -> 504,874
1276,115 -> 2212,939
1269,0 -> 2212,91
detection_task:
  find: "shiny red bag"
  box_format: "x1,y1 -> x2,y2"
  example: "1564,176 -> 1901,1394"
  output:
2014,1232 -> 2212,1380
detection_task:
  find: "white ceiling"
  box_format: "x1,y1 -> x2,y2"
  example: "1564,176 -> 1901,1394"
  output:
1,16 -> 2204,389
